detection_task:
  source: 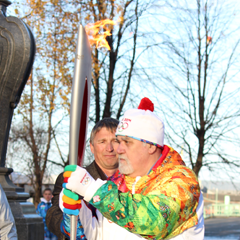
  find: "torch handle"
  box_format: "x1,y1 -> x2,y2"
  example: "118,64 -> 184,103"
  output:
70,195 -> 83,239
70,215 -> 77,240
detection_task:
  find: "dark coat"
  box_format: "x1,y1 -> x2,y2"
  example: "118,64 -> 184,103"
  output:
46,161 -> 107,240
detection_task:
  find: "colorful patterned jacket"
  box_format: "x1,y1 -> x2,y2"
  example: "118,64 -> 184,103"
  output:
66,145 -> 204,240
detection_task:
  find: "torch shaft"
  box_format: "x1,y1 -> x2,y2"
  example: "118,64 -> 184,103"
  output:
70,216 -> 77,240
69,24 -> 91,240
70,215 -> 77,240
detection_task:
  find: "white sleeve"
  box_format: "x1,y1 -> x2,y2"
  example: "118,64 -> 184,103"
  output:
0,184 -> 18,240
84,178 -> 106,202
79,200 -> 103,240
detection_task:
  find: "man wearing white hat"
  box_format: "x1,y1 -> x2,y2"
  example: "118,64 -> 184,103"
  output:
60,98 -> 204,240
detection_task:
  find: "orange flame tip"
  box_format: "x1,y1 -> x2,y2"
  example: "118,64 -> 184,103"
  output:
86,19 -> 117,50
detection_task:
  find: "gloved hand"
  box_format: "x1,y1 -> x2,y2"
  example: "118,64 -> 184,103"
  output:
63,165 -> 107,202
59,188 -> 81,215
63,165 -> 95,198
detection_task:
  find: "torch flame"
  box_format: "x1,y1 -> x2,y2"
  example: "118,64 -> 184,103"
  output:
86,19 -> 116,50
207,36 -> 212,44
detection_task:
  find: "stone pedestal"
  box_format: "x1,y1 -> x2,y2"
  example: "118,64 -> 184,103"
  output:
0,167 -> 44,240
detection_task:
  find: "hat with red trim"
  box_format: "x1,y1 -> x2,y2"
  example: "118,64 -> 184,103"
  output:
116,97 -> 164,147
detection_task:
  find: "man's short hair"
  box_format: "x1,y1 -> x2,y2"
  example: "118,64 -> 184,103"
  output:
43,188 -> 52,194
90,118 -> 119,145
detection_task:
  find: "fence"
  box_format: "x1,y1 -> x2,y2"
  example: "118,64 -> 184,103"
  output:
204,204 -> 240,218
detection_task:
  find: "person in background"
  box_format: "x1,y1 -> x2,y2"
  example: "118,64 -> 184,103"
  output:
46,117 -> 119,240
0,184 -> 18,240
36,188 -> 57,240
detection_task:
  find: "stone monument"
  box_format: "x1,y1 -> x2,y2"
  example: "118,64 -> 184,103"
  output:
0,1 -> 44,239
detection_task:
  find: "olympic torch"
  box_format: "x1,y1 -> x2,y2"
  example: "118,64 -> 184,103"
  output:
69,24 -> 91,240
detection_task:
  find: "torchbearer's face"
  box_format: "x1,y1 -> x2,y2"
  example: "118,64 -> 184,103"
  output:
90,127 -> 119,172
117,136 -> 151,178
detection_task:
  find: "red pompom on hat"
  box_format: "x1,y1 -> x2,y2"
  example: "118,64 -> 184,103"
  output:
138,97 -> 154,112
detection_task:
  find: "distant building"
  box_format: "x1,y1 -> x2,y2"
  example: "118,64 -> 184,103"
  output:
199,180 -> 240,205
9,172 -> 58,199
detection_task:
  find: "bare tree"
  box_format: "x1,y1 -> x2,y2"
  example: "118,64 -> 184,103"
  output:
7,70 -> 69,206
76,0 -> 162,123
150,0 -> 240,178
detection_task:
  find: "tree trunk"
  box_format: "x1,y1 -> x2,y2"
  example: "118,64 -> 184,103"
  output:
34,172 -> 42,207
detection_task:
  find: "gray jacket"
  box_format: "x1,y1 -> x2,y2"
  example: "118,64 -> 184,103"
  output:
0,184 -> 18,240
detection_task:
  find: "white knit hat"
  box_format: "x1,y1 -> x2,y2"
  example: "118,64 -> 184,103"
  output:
116,98 -> 164,147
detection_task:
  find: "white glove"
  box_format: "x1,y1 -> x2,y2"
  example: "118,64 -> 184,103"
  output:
64,165 -> 106,202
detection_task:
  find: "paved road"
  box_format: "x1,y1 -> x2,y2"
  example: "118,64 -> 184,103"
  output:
205,217 -> 240,240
